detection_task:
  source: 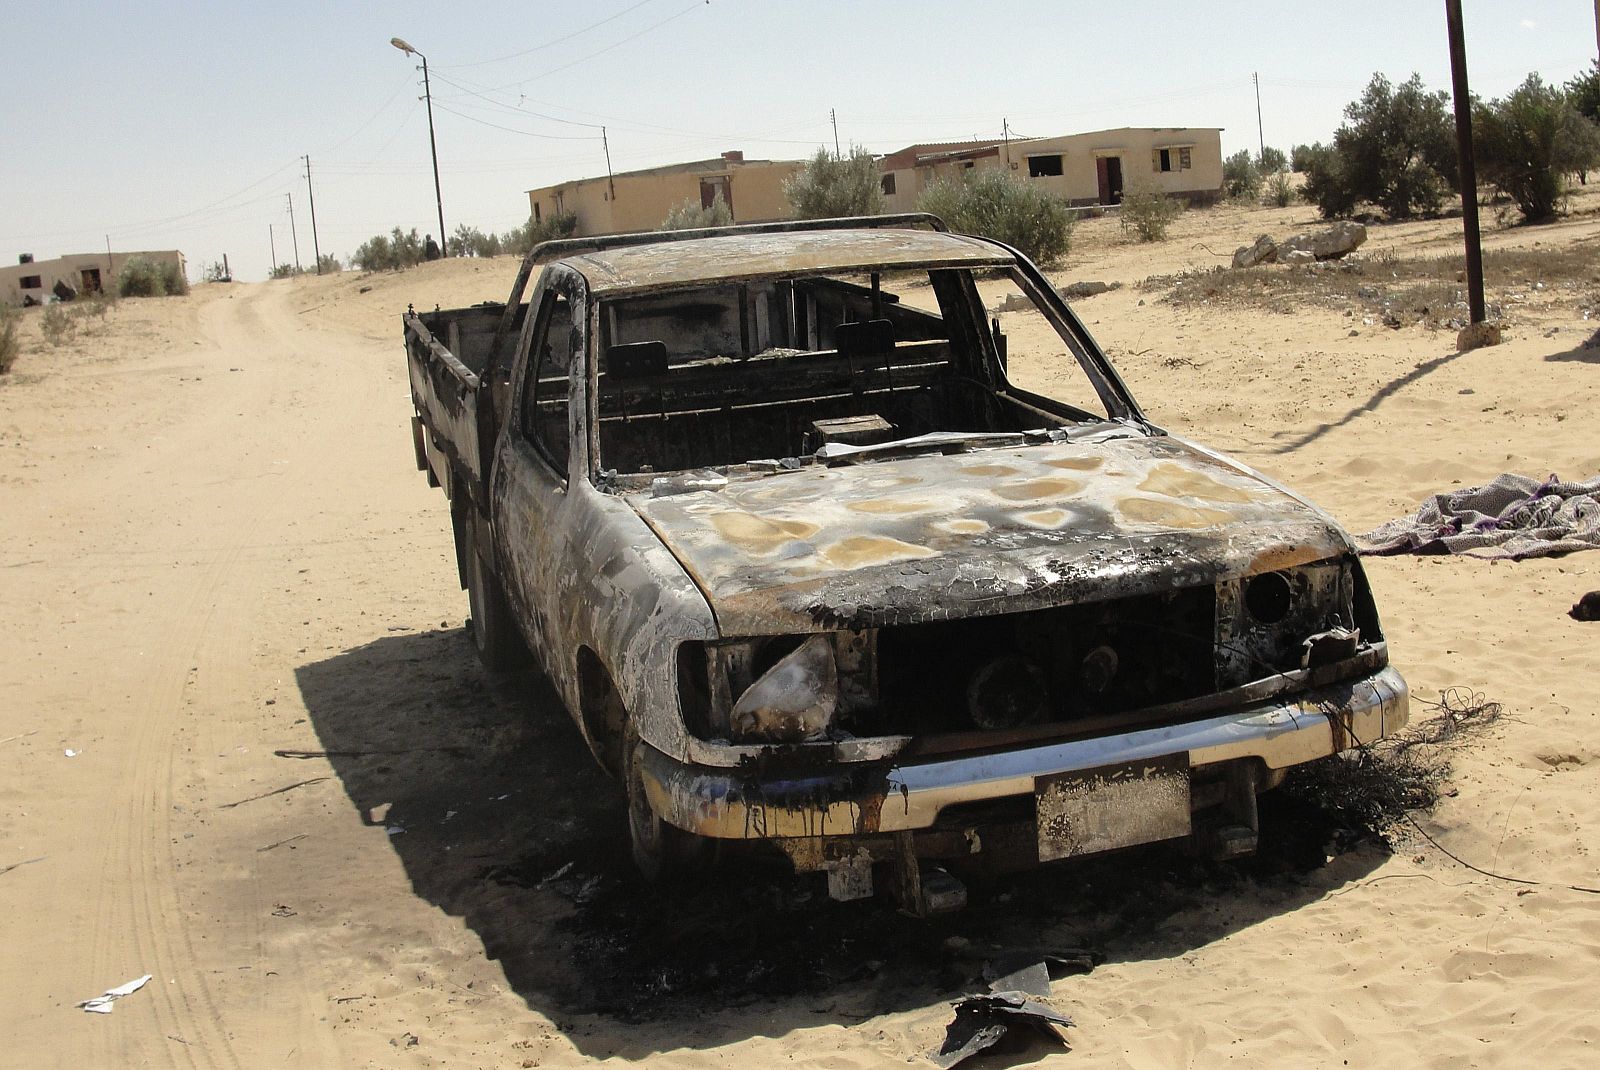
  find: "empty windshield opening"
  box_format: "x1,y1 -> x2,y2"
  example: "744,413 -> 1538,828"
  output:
594,268 -> 1111,476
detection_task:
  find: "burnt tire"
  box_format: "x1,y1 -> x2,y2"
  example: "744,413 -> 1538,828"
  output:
624,719 -> 709,883
465,547 -> 526,672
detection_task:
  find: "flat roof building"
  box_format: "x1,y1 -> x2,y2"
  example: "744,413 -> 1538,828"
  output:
527,151 -> 804,238
1,249 -> 187,307
878,127 -> 1225,212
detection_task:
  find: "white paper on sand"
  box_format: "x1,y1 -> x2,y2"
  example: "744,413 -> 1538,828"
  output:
77,974 -> 152,1014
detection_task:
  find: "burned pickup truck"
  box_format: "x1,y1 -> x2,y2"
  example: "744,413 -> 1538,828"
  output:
404,215 -> 1408,915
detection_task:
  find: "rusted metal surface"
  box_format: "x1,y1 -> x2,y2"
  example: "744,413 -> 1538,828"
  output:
567,230 -> 1012,296
630,431 -> 1351,636
1034,754 -> 1191,861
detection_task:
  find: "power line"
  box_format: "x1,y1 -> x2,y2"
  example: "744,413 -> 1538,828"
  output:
430,100 -> 606,140
476,0 -> 710,93
439,0 -> 665,69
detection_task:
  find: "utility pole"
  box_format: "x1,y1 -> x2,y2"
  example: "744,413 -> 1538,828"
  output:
602,126 -> 616,200
286,193 -> 301,273
1253,72 -> 1265,162
391,38 -> 448,255
105,235 -> 112,277
269,223 -> 277,274
304,155 -> 323,276
1002,118 -> 1011,168
1444,0 -> 1486,327
830,108 -> 841,159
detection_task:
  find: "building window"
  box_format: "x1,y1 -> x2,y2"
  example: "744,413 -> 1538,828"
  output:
1027,154 -> 1063,177
1154,147 -> 1193,173
880,173 -> 896,196
534,202 -> 542,222
20,275 -> 41,289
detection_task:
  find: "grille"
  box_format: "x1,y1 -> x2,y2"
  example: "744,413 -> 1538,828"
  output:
869,585 -> 1217,735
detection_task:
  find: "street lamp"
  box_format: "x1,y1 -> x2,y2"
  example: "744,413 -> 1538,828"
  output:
391,36 -> 448,256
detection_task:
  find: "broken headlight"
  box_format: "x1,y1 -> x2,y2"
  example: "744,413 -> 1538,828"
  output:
728,634 -> 838,743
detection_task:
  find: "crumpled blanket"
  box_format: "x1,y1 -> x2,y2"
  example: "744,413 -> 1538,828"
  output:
1359,473 -> 1600,560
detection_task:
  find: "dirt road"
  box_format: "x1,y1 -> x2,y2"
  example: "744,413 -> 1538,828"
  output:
3,207 -> 1598,1068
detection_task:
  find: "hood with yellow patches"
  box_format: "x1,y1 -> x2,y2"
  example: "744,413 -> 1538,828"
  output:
628,435 -> 1352,636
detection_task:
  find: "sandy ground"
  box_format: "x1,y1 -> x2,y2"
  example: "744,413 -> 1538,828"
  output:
3,192 -> 1599,1069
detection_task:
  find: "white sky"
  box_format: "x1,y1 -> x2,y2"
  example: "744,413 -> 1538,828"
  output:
4,1 -> 1596,281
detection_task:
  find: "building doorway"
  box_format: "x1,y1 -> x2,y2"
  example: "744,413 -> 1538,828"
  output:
700,175 -> 733,216
1096,156 -> 1124,204
80,267 -> 103,295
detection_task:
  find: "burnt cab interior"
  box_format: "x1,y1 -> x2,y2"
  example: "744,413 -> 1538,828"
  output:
582,270 -> 1107,474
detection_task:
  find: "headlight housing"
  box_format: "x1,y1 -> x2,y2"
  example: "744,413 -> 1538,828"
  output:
728,634 -> 838,743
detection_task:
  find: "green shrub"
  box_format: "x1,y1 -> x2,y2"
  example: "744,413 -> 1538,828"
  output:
1312,72 -> 1458,220
660,193 -> 733,231
1264,169 -> 1295,207
73,293 -> 113,327
1475,73 -> 1600,222
202,261 -> 229,283
1567,60 -> 1600,125
452,224 -> 502,258
1289,143 -> 1317,173
784,146 -> 882,219
41,304 -> 75,346
0,304 -> 18,374
268,263 -> 300,279
916,169 -> 1075,267
160,261 -> 188,295
1300,143 -> 1359,217
500,213 -> 579,256
1223,150 -> 1261,201
116,257 -> 165,297
1118,177 -> 1180,241
1257,146 -> 1287,174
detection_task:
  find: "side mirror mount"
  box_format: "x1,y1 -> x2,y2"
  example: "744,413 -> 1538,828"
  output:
991,316 -> 1008,374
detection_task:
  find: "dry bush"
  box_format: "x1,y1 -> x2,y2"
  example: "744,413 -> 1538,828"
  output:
41,304 -> 76,346
0,304 -> 18,374
1282,688 -> 1502,842
1147,238 -> 1600,329
1119,177 -> 1181,242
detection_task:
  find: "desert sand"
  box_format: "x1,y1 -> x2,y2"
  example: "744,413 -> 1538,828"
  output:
2,191 -> 1598,1069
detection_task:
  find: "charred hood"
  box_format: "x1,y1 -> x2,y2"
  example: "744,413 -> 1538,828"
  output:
628,436 -> 1352,636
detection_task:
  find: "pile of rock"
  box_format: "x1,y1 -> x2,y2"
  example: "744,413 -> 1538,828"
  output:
1231,221 -> 1367,268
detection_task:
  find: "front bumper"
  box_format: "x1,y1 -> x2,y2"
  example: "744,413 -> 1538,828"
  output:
640,665 -> 1409,840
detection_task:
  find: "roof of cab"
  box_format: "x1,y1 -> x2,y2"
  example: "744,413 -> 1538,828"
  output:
560,229 -> 1015,296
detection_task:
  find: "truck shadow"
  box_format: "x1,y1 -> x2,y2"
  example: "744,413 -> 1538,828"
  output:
295,629 -> 1385,1059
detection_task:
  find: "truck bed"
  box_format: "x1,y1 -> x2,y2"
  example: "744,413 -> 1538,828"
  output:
404,300 -> 526,501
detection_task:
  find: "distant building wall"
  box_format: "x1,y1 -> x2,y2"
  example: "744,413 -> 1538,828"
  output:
0,250 -> 187,307
878,128 -> 1224,213
528,155 -> 804,237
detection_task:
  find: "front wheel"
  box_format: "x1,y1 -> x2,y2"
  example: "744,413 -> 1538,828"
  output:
624,720 -> 709,882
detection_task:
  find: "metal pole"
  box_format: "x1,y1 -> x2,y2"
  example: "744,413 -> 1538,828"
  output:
1445,0 -> 1485,325
602,126 -> 616,200
831,108 -> 840,159
1253,72 -> 1265,162
287,193 -> 301,273
105,235 -> 112,277
304,156 -> 323,275
269,224 -> 277,274
1002,118 -> 1010,168
420,53 -> 448,254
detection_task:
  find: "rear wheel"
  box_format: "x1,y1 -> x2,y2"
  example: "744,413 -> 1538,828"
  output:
465,545 -> 526,672
624,719 -> 708,882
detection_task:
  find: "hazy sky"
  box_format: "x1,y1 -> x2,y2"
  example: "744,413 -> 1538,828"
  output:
4,1 -> 1596,281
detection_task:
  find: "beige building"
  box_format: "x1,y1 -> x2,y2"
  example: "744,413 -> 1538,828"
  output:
878,127 -> 1224,212
527,151 -> 804,237
2,249 -> 187,307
